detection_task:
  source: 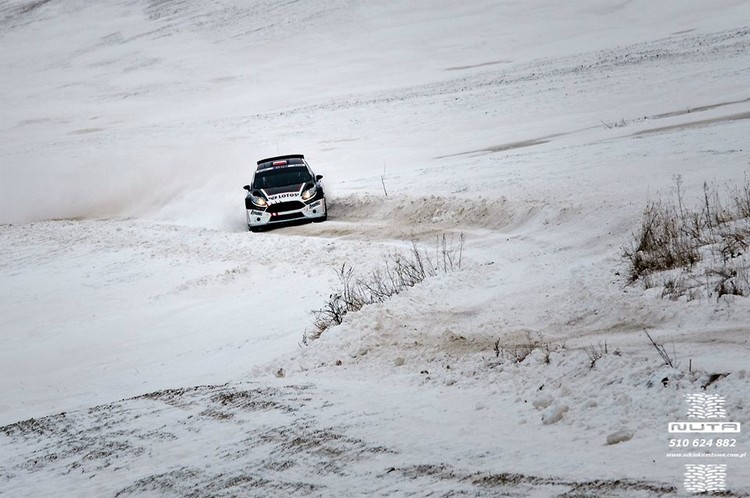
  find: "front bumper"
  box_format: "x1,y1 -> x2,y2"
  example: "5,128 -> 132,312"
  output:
246,198 -> 326,229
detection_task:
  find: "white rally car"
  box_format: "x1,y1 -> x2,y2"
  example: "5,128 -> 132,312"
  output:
242,154 -> 327,231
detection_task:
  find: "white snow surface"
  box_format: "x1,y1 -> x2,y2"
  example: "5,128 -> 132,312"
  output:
2,0 -> 750,496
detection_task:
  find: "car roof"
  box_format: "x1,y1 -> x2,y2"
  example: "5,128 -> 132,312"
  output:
255,154 -> 309,173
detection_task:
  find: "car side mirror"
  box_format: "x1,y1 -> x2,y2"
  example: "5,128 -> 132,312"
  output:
315,175 -> 323,181
243,185 -> 251,191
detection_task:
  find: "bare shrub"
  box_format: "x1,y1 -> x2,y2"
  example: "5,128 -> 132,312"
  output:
435,233 -> 465,273
307,264 -> 362,341
712,261 -> 750,299
495,331 -> 563,364
623,173 -> 750,300
660,276 -> 687,301
644,330 -> 677,368
622,199 -> 699,282
584,342 -> 608,369
717,228 -> 749,262
307,234 -> 464,341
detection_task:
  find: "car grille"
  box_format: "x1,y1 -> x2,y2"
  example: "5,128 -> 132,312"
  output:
267,201 -> 305,213
271,212 -> 305,222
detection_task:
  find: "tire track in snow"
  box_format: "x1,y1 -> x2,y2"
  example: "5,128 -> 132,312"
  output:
278,194 -> 543,242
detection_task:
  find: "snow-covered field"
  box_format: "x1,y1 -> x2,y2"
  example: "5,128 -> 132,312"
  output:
2,0 -> 750,496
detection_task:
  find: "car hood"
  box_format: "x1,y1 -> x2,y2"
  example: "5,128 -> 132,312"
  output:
260,183 -> 305,203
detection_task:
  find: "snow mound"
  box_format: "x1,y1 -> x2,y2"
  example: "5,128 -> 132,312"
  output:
541,404 -> 569,425
607,429 -> 635,445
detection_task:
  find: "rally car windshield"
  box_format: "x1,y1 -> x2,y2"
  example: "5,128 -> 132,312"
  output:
253,167 -> 312,189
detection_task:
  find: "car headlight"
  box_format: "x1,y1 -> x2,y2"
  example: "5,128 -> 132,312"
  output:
301,185 -> 317,201
251,195 -> 267,208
